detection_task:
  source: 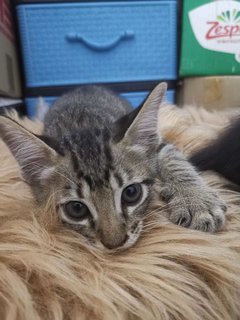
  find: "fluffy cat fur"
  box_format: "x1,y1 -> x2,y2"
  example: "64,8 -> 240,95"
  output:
0,84 -> 227,250
0,105 -> 239,319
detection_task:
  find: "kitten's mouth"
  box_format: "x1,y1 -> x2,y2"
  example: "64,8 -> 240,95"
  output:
123,221 -> 143,250
111,221 -> 143,252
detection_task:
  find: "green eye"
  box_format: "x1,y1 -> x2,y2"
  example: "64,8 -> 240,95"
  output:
121,183 -> 142,206
64,201 -> 90,221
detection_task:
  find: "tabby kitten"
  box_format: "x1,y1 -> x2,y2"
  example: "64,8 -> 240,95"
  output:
0,83 -> 226,250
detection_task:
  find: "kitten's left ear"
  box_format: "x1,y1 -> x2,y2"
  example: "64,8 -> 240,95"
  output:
114,82 -> 167,148
0,116 -> 58,185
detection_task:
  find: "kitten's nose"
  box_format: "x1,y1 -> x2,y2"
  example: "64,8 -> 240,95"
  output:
100,233 -> 129,250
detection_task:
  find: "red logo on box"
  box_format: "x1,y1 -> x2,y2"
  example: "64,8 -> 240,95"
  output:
206,22 -> 240,39
206,10 -> 240,40
0,0 -> 14,42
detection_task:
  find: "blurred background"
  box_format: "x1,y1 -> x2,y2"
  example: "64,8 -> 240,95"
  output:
1,0 -> 240,117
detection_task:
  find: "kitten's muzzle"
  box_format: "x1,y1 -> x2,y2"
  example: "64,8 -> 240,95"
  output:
99,230 -> 129,249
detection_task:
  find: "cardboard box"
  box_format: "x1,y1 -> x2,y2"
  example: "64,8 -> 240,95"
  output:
180,0 -> 240,76
177,76 -> 240,110
0,0 -> 22,98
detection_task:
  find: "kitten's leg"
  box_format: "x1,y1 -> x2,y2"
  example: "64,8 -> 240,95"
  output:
157,144 -> 227,232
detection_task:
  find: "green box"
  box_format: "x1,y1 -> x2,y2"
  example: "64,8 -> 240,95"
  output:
180,0 -> 240,76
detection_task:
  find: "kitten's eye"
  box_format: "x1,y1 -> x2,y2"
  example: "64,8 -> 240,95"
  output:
121,183 -> 142,206
64,201 -> 90,220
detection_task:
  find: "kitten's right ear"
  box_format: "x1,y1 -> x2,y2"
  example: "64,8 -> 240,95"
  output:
0,116 -> 58,185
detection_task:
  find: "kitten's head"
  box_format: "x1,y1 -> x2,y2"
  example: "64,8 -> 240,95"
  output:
0,83 -> 167,250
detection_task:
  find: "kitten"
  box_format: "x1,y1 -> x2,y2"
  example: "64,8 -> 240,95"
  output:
0,83 -> 226,250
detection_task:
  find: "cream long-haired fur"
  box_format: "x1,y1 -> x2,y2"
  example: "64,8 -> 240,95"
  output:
0,105 -> 240,320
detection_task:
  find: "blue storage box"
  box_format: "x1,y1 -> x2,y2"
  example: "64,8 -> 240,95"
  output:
17,1 -> 177,88
25,89 -> 175,118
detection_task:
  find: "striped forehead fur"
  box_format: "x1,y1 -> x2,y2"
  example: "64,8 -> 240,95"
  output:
61,128 -> 114,190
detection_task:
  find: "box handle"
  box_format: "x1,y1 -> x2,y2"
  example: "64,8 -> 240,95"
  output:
66,31 -> 135,51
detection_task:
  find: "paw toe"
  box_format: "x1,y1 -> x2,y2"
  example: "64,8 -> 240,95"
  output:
211,206 -> 226,229
220,203 -> 227,213
190,213 -> 215,232
169,210 -> 192,227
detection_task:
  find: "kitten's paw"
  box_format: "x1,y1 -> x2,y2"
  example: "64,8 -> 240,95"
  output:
169,191 -> 227,232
